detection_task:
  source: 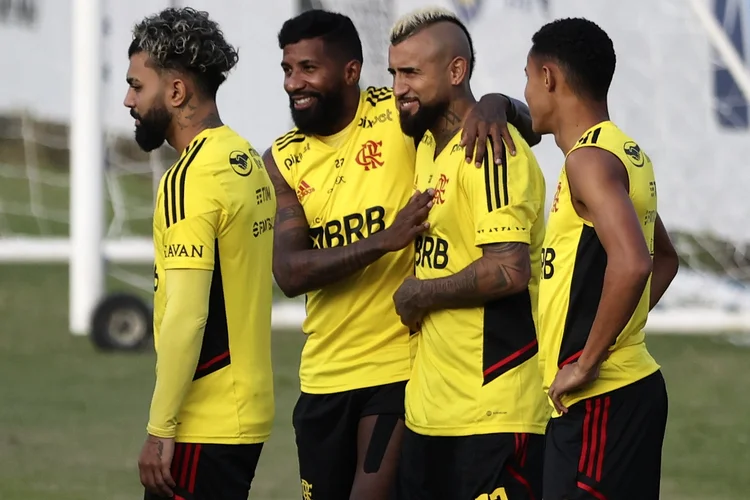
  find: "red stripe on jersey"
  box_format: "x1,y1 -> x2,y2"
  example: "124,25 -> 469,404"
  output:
196,350 -> 229,372
483,339 -> 538,377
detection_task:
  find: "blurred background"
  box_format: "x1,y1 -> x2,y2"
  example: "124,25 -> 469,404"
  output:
0,0 -> 749,498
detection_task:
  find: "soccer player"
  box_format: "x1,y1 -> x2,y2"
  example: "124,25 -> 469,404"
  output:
124,8 -> 276,499
263,9 -> 542,500
388,9 -> 549,499
524,18 -> 679,500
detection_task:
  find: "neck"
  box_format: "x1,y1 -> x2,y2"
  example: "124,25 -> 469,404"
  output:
552,98 -> 610,154
320,86 -> 361,137
167,99 -> 223,153
430,90 -> 476,155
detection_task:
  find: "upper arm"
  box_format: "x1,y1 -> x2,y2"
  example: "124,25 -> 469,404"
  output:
462,140 -> 542,248
162,172 -> 222,271
565,148 -> 649,260
653,214 -> 677,258
262,148 -> 311,253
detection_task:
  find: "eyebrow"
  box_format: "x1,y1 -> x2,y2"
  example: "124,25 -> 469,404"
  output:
126,76 -> 139,85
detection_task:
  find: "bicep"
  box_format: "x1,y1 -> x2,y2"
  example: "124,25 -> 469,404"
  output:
163,211 -> 220,271
566,149 -> 648,258
653,214 -> 677,257
262,148 -> 310,252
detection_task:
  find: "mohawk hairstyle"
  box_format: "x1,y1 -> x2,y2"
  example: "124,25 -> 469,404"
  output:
128,7 -> 239,98
389,7 -> 476,77
530,17 -> 616,101
278,10 -> 363,64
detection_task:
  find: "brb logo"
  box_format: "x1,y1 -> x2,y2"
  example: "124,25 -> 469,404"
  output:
355,140 -> 384,171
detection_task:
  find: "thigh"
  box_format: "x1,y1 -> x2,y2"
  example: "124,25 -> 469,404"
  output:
544,372 -> 669,500
351,381 -> 407,500
143,443 -> 263,500
293,391 -> 359,500
396,427 -> 442,500
500,433 -> 544,500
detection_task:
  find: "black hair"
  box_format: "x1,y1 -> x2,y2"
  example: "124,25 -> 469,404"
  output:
277,9 -> 363,64
128,7 -> 239,98
530,17 -> 615,101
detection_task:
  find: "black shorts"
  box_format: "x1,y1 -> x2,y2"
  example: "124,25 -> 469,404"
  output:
398,428 -> 544,500
143,442 -> 263,500
543,370 -> 668,500
293,380 -> 406,500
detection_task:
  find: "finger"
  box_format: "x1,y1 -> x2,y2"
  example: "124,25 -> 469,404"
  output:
472,124 -> 489,167
409,190 -> 421,202
153,466 -> 173,498
499,126 -> 516,157
141,465 -> 158,494
462,126 -> 478,164
162,463 -> 176,489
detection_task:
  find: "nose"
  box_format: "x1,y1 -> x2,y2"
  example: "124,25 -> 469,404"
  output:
123,88 -> 135,109
392,73 -> 410,100
284,69 -> 306,95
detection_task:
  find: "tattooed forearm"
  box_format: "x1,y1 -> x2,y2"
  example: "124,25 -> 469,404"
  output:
417,242 -> 531,311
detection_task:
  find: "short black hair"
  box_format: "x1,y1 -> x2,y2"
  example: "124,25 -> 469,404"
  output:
128,7 -> 239,98
530,17 -> 615,101
277,9 -> 363,64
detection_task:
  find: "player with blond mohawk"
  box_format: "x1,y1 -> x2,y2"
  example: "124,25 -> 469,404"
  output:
124,7 -> 276,499
389,7 -> 548,500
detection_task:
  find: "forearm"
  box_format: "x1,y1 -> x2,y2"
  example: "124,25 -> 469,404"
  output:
578,262 -> 651,371
502,95 -> 541,147
275,227 -> 388,296
649,254 -> 679,310
416,251 -> 528,311
147,269 -> 211,438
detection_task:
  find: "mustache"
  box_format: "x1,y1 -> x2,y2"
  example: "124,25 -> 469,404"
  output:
130,109 -> 141,121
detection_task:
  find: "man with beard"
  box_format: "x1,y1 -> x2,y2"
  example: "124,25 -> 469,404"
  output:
124,8 -> 275,499
388,8 -> 549,499
263,9 -> 542,500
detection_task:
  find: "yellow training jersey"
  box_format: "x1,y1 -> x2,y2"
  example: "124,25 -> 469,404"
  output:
271,87 -> 417,394
538,120 -> 660,414
153,125 -> 276,443
407,126 -> 549,437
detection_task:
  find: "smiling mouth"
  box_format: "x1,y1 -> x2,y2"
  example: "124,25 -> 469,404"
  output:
292,95 -> 317,110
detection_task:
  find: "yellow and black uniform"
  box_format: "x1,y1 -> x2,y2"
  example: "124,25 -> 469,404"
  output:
147,125 -> 275,500
539,121 -> 668,500
398,126 -> 548,500
270,87 -> 417,499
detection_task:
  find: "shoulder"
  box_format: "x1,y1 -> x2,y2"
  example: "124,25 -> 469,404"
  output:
272,128 -> 308,155
363,86 -> 394,108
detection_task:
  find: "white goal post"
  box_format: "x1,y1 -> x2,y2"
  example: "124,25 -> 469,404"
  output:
0,0 -> 749,336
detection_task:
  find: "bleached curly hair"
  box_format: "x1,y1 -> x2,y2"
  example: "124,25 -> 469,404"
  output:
128,7 -> 239,97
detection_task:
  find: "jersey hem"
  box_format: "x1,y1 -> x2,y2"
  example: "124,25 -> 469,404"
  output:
174,433 -> 269,445
475,232 -> 530,247
405,421 -> 547,437
549,364 -> 661,418
300,373 -> 409,395
163,262 -> 215,271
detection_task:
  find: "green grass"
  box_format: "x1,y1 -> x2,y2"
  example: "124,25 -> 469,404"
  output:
0,265 -> 749,499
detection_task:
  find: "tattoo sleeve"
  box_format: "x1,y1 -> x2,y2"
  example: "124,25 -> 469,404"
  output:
503,95 -> 542,147
417,242 -> 531,310
263,149 -> 389,297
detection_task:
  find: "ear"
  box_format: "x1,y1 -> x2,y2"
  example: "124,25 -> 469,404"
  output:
449,56 -> 469,86
343,59 -> 362,86
542,64 -> 556,93
167,76 -> 190,108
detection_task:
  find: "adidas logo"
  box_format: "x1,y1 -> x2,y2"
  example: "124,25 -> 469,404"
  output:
297,180 -> 315,200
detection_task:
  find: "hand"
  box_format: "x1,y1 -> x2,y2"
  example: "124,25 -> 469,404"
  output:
460,94 -> 517,167
548,362 -> 601,415
378,189 -> 434,252
393,276 -> 427,331
138,434 -> 176,497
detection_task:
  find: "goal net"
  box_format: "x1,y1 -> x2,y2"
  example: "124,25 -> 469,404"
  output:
0,0 -> 748,335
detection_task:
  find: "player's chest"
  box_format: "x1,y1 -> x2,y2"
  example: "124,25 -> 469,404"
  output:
414,155 -> 465,227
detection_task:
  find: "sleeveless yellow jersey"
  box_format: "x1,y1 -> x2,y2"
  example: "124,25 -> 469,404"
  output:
406,126 -> 549,437
271,87 -> 417,394
153,125 -> 275,443
538,120 -> 661,414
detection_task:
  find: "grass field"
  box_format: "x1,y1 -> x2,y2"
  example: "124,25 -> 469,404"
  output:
0,264 -> 749,500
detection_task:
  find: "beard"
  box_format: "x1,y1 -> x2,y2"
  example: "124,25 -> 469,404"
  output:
289,86 -> 346,136
132,104 -> 172,152
398,98 -> 450,139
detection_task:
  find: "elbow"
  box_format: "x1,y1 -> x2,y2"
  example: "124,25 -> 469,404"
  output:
509,266 -> 532,296
628,253 -> 654,286
526,131 -> 543,148
272,260 -> 304,298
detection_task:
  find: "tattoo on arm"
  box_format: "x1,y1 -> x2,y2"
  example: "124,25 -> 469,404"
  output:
263,149 -> 388,297
418,242 -> 531,310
